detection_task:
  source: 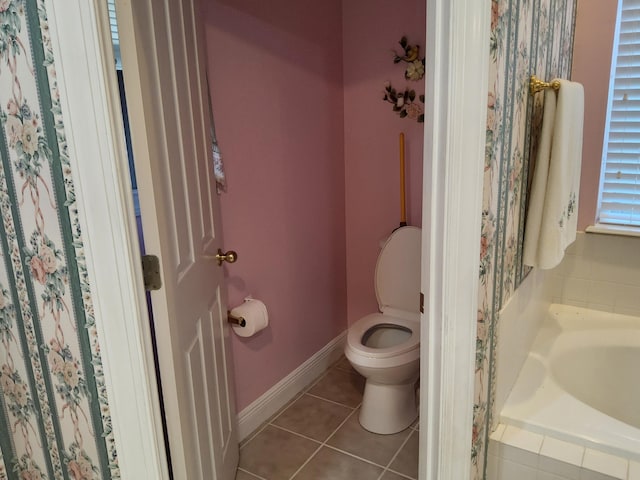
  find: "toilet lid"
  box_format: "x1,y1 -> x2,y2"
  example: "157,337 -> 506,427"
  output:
375,226 -> 421,313
347,313 -> 419,359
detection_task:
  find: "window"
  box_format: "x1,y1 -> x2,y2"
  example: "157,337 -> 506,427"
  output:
108,0 -> 121,69
598,0 -> 640,227
106,0 -> 137,192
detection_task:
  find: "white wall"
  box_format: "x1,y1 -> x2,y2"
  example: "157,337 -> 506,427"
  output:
547,232 -> 640,316
494,268 -> 552,417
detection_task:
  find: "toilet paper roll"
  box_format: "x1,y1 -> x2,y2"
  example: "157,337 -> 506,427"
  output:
230,298 -> 269,338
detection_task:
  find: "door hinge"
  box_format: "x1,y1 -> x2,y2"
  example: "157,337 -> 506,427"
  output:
420,292 -> 424,314
142,255 -> 162,291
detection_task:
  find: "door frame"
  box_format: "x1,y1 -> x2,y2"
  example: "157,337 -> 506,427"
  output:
46,0 -> 490,479
419,0 -> 490,479
44,0 -> 169,478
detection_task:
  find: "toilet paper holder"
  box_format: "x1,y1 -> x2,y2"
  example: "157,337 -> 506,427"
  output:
227,311 -> 246,328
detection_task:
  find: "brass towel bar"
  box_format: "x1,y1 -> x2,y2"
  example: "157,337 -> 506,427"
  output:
529,75 -> 560,95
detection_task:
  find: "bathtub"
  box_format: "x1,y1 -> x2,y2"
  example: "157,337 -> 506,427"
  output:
500,304 -> 640,461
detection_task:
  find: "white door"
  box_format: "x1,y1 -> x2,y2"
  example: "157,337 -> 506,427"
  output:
114,0 -> 239,478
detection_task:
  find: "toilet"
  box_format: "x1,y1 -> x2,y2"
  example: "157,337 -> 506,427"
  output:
345,226 -> 421,434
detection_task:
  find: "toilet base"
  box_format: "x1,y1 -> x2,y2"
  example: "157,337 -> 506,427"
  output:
358,380 -> 418,434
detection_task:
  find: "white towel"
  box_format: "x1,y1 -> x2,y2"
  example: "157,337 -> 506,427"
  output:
523,79 -> 584,269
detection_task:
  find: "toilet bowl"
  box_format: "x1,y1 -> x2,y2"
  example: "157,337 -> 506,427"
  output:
345,226 -> 421,434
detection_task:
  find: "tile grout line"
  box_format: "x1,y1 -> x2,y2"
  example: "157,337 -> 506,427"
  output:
323,443 -> 390,469
287,443 -> 324,480
376,467 -> 416,480
236,467 -> 268,480
239,390 -> 311,449
240,367 -> 340,450
316,406 -> 358,446
304,391 -> 361,409
239,420 -> 272,451
238,384 -> 330,476
385,468 -> 417,480
241,414 -> 417,479
302,368 -> 333,393
240,361 -> 419,479
268,424 -> 325,445
239,365 -> 364,477
277,366 -> 338,417
305,372 -> 328,390
273,381 -> 418,479
377,427 -> 416,480
316,401 -> 414,474
287,407 -> 360,479
266,389 -> 307,425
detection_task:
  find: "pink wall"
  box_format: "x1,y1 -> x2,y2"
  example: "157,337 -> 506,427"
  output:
204,0 -> 426,410
343,0 -> 426,324
204,0 -> 347,411
572,0 -> 618,230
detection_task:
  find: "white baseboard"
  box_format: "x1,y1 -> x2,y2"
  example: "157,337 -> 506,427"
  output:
236,330 -> 347,440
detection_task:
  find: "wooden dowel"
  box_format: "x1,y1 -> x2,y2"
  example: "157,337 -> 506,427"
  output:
399,132 -> 407,226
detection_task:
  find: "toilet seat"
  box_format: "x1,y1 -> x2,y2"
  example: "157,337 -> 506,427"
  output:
347,313 -> 419,359
375,226 -> 421,314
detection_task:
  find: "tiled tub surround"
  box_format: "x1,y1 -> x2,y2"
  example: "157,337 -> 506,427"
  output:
488,424 -> 640,480
548,232 -> 640,315
489,304 -> 640,479
237,357 -> 419,480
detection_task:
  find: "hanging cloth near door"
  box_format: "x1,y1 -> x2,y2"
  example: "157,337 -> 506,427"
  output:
206,76 -> 227,193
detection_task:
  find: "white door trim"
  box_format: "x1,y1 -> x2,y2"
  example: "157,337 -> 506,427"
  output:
47,0 -> 490,477
46,1 -> 170,478
420,0 -> 490,479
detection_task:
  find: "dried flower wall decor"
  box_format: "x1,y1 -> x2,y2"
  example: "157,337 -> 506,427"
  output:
393,36 -> 425,81
383,83 -> 425,122
383,36 -> 425,123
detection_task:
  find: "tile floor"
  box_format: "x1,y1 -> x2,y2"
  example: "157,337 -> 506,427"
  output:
236,356 -> 419,480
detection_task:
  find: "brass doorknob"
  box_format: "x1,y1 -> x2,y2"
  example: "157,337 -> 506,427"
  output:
215,249 -> 237,266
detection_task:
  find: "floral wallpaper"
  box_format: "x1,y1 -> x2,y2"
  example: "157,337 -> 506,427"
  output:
473,0 -> 576,478
0,1 -> 118,479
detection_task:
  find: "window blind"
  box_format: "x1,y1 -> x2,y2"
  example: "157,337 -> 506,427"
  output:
107,0 -> 122,69
599,0 -> 640,226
